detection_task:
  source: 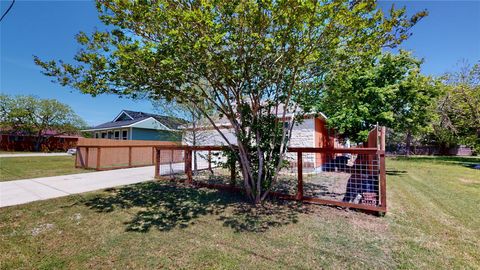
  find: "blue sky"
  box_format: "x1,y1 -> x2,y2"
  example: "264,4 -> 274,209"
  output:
1,1 -> 479,126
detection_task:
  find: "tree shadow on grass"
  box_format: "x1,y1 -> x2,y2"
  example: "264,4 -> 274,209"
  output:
219,200 -> 310,233
85,181 -> 308,233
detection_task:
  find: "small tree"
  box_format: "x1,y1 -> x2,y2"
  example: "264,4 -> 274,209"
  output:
153,99 -> 213,173
35,0 -> 425,203
0,94 -> 86,151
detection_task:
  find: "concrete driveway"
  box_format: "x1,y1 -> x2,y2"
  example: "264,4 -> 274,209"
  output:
0,166 -> 156,208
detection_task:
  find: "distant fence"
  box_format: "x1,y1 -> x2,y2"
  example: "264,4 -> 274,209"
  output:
154,145 -> 387,214
387,145 -> 473,156
75,138 -> 180,170
0,134 -> 78,152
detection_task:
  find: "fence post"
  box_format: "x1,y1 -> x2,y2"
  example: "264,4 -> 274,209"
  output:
96,147 -> 101,170
380,126 -> 386,151
185,149 -> 193,184
155,147 -> 160,178
75,146 -> 81,168
230,161 -> 236,187
85,147 -> 89,168
151,147 -> 155,165
296,151 -> 303,200
379,152 -> 387,212
208,150 -> 212,171
128,146 -> 132,167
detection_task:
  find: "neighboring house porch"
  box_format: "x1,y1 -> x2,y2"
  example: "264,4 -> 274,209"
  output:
84,110 -> 187,142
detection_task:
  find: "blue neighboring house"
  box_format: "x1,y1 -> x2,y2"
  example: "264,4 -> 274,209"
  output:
84,110 -> 187,142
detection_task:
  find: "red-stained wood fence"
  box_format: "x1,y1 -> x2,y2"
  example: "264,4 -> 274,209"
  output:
75,138 -> 180,170
154,145 -> 387,214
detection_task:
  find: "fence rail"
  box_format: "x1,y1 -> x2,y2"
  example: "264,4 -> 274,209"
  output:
154,145 -> 387,214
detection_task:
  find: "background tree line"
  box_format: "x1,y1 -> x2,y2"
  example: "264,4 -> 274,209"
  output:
318,53 -> 479,155
0,94 -> 87,151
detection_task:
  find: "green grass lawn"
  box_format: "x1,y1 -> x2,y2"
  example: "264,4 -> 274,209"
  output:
0,156 -> 479,269
0,156 -> 86,181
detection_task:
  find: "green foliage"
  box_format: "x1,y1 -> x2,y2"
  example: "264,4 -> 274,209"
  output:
433,63 -> 480,153
318,51 -> 440,142
34,0 -> 425,202
0,94 -> 86,150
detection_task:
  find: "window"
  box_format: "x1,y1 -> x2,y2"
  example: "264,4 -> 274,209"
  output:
114,130 -> 120,140
107,131 -> 113,139
95,133 -> 99,138
101,132 -> 107,138
122,130 -> 128,140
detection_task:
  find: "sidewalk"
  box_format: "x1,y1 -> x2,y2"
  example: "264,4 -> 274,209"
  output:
0,153 -> 70,158
0,166 -> 155,208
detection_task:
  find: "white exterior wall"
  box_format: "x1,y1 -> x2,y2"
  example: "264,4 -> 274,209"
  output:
286,118 -> 316,166
183,119 -> 315,148
289,119 -> 315,148
183,128 -> 237,146
183,118 -> 318,167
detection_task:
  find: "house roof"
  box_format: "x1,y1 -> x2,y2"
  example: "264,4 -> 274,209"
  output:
85,110 -> 187,131
181,105 -> 327,130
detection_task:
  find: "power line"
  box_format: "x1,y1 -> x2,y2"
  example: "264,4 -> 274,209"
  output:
0,0 -> 15,23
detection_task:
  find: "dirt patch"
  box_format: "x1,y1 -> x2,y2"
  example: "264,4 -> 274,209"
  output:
458,178 -> 480,184
31,223 -> 55,236
308,204 -> 388,232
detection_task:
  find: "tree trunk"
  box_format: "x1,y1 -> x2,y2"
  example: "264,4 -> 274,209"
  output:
191,112 -> 198,174
34,131 -> 44,152
405,131 -> 412,156
235,140 -> 278,205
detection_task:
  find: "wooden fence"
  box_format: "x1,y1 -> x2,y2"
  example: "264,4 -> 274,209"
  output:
154,145 -> 387,214
75,138 -> 180,170
367,125 -> 386,150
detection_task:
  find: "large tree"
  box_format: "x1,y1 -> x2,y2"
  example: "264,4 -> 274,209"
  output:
434,62 -> 480,153
0,94 -> 87,151
35,0 -> 425,203
318,51 -> 440,153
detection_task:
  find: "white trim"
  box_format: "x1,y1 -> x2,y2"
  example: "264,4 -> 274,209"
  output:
124,117 -> 172,131
112,110 -> 134,122
82,127 -> 122,132
82,117 -> 180,132
113,129 -> 120,140
121,129 -> 128,140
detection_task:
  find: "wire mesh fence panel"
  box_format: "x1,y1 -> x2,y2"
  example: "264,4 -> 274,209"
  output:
301,150 -> 381,207
272,152 -> 299,197
157,149 -> 186,178
154,146 -> 386,213
192,150 -> 238,187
